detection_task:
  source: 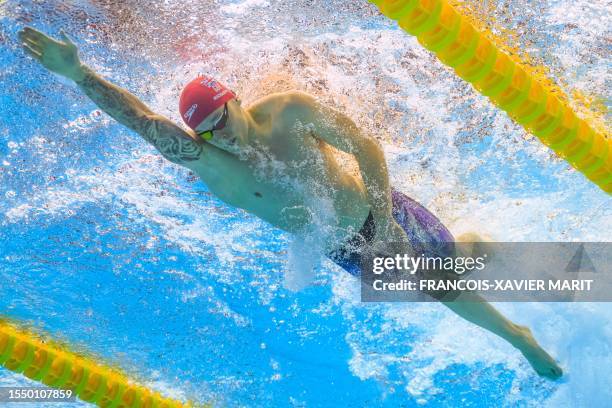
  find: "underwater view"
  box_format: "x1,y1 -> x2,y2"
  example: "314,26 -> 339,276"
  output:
1,0 -> 610,407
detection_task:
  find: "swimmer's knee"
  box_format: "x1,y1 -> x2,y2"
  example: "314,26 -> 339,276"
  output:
456,232 -> 484,243
455,232 -> 495,259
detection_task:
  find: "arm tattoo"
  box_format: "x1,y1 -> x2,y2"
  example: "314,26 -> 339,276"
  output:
76,66 -> 203,163
143,117 -> 203,163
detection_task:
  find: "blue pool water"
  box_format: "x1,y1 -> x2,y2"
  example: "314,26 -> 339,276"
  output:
1,0 -> 611,407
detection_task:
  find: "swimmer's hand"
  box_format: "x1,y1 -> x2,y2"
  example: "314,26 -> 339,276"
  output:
372,220 -> 413,257
19,27 -> 86,82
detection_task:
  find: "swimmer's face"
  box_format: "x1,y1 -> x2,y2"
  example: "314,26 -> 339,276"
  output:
194,98 -> 247,154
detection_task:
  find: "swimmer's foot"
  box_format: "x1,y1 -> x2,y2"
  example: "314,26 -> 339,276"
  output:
513,325 -> 563,380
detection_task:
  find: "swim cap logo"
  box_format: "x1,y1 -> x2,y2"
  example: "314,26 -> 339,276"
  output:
184,103 -> 198,121
200,78 -> 222,93
213,90 -> 228,101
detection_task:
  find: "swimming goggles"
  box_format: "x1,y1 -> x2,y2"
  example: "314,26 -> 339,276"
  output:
197,103 -> 229,141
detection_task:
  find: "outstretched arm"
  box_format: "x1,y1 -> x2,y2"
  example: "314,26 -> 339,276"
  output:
75,68 -> 203,164
18,26 -> 203,166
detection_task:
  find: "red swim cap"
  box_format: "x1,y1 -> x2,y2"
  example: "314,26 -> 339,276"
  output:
179,76 -> 236,130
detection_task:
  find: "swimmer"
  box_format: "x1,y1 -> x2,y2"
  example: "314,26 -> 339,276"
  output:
18,26 -> 562,380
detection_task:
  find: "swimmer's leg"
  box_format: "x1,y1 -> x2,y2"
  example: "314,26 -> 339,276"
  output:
445,232 -> 562,379
438,291 -> 563,380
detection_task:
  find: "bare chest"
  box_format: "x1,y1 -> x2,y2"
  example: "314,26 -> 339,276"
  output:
191,103 -> 367,238
195,138 -> 330,231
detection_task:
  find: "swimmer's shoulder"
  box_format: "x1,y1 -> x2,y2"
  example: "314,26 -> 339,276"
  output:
248,90 -> 317,114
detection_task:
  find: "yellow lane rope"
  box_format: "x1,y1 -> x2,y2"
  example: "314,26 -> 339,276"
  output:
369,0 -> 611,193
0,320 -> 198,408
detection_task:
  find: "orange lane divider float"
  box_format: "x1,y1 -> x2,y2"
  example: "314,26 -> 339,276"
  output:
369,0 -> 611,193
0,320 -> 199,408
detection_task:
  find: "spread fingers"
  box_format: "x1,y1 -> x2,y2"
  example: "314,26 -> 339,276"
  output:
23,37 -> 43,52
20,26 -> 52,46
23,43 -> 42,59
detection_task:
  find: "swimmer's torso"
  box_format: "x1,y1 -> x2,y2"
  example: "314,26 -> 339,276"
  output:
188,92 -> 371,249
